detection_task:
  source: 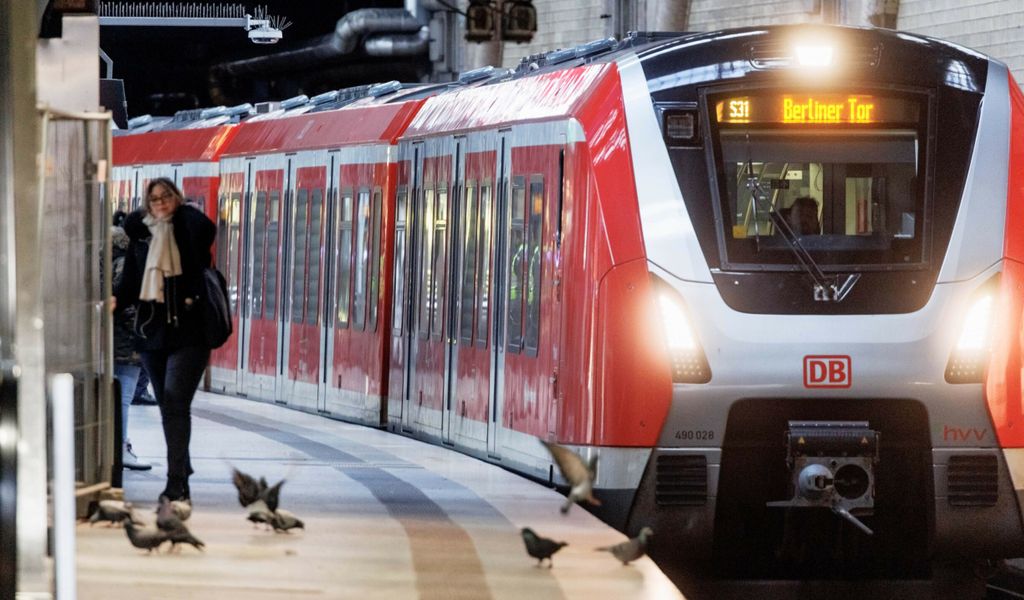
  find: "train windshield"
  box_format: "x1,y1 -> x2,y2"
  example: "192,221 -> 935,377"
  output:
708,90 -> 928,269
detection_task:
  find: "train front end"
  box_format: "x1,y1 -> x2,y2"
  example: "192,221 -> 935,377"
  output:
617,26 -> 1024,576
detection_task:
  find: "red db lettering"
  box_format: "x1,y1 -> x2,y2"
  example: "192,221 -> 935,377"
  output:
804,356 -> 852,388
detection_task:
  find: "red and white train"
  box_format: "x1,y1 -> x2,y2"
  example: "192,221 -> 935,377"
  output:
113,25 -> 1024,577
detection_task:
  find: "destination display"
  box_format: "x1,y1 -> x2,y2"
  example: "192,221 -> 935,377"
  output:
715,93 -> 920,124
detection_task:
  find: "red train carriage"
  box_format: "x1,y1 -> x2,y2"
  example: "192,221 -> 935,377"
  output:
209,101 -> 421,425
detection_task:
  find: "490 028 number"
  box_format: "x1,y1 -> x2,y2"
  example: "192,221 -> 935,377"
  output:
674,430 -> 715,441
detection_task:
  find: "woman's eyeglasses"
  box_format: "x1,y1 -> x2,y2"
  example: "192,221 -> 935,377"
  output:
149,192 -> 176,204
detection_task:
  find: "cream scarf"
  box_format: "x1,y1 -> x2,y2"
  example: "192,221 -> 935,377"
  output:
140,213 -> 182,303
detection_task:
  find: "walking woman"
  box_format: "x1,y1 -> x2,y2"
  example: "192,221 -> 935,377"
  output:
114,177 -> 215,502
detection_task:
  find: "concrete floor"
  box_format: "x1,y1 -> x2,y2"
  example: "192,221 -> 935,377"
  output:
76,391 -> 684,599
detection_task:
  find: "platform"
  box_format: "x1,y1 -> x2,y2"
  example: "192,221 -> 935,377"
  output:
76,391 -> 684,599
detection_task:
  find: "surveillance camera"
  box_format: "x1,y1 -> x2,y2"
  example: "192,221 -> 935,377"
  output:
248,26 -> 282,44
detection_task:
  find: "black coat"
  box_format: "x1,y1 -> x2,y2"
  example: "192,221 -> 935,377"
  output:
114,204 -> 216,351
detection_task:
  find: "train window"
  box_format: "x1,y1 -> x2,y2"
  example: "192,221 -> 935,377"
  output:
335,189 -> 353,328
306,188 -> 324,326
251,191 -> 267,318
292,189 -> 309,323
353,189 -> 370,331
264,190 -> 281,320
218,191 -> 243,314
393,186 -> 409,336
506,176 -> 526,353
476,183 -> 492,348
368,188 -> 383,332
709,90 -> 927,269
430,183 -> 448,340
459,181 -> 478,344
524,176 -> 544,355
418,187 -> 434,339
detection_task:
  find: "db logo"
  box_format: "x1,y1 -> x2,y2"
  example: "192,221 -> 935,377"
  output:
803,355 -> 852,388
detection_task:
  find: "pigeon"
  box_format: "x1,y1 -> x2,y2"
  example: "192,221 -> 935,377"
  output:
155,495 -> 191,522
520,527 -> 567,568
596,527 -> 653,565
246,498 -> 275,529
89,500 -> 140,526
166,523 -> 205,552
260,476 -> 285,513
540,440 -> 601,514
270,508 -> 305,533
123,521 -> 168,554
232,467 -> 262,508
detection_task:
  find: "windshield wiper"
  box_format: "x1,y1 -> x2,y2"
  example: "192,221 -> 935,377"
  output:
743,139 -> 859,302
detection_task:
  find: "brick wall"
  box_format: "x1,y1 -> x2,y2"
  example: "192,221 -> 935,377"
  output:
456,0 -> 1024,84
686,0 -> 816,31
898,0 -> 1024,84
500,0 -> 611,68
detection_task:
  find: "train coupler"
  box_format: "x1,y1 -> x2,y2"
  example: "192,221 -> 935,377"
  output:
767,420 -> 880,536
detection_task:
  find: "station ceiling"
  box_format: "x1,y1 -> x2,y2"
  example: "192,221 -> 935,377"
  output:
93,1 -> 428,117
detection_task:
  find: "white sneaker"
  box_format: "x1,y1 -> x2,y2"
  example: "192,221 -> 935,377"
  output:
123,441 -> 152,471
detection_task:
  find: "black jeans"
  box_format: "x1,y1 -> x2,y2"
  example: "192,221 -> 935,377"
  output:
141,345 -> 210,500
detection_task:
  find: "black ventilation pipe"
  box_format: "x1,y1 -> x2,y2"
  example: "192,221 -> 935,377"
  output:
216,8 -> 425,76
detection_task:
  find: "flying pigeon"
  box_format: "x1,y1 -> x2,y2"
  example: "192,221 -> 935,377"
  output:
89,499 -> 140,527
520,527 -> 567,567
270,508 -> 305,533
540,440 -> 601,514
260,476 -> 285,513
596,527 -> 653,565
232,467 -> 262,508
123,521 -> 168,554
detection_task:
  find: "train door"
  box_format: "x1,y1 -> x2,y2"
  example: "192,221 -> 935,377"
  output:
241,163 -> 285,401
399,143 -> 423,433
281,156 -> 327,412
488,131 -> 512,457
442,137 -> 465,444
210,170 -> 246,393
317,154 -> 337,414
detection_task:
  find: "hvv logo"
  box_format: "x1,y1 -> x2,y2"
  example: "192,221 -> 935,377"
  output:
804,355 -> 852,388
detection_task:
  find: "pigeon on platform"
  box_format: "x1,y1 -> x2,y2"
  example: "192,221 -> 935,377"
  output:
520,527 -> 567,568
89,500 -> 140,527
165,522 -> 205,553
155,495 -> 191,522
123,521 -> 168,554
246,498 -> 275,529
270,508 -> 305,533
540,440 -> 601,514
596,527 -> 653,565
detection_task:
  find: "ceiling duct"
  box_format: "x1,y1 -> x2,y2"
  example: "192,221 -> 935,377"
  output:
216,8 -> 424,77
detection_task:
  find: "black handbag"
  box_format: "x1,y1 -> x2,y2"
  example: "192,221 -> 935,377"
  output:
201,267 -> 233,349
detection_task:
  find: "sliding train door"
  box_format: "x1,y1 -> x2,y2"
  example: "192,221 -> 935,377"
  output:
441,137 -> 465,444
281,153 -> 328,412
393,143 -> 420,433
210,169 -> 246,393
487,131 -> 512,457
240,160 -> 285,401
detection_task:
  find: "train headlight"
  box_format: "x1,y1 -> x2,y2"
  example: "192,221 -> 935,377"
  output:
655,286 -> 711,384
794,44 -> 834,67
954,295 -> 993,351
946,278 -> 999,384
